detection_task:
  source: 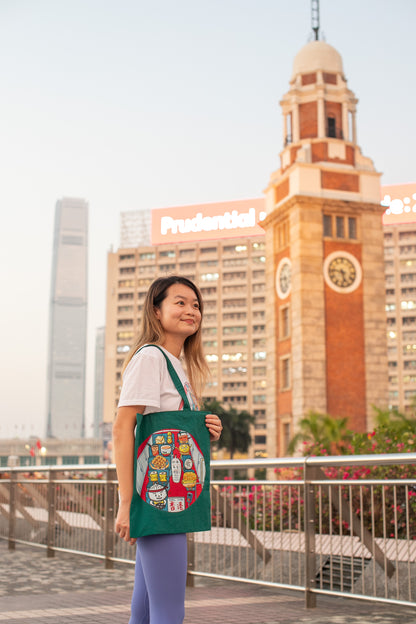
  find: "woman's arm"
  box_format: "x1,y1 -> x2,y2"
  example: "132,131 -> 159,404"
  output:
113,405 -> 144,544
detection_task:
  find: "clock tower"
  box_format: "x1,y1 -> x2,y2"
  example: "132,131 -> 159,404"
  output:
262,39 -> 388,456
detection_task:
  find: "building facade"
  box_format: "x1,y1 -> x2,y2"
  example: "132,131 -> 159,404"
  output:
103,199 -> 268,457
93,326 -> 105,438
383,183 -> 416,412
262,40 -> 388,457
46,197 -> 88,439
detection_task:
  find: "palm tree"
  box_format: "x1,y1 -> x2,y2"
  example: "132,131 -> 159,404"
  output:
203,399 -> 254,459
287,410 -> 352,456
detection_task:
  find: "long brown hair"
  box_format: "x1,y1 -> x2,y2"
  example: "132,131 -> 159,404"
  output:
122,275 -> 209,400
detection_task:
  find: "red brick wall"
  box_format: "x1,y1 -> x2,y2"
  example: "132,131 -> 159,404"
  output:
346,145 -> 355,165
321,171 -> 359,192
323,72 -> 337,84
312,142 -> 328,162
301,73 -> 317,85
312,142 -> 356,166
275,177 -> 290,203
299,102 -> 318,139
324,241 -> 366,432
273,240 -> 292,451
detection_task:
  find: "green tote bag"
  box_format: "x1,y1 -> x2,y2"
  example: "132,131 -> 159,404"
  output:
129,345 -> 211,538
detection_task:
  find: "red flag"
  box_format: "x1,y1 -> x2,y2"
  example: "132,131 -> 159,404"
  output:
30,447 -> 35,458
36,439 -> 42,450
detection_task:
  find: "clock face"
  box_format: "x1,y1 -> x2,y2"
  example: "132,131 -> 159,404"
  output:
323,251 -> 362,294
276,257 -> 292,299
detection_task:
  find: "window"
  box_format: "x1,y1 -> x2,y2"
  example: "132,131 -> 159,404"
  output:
117,331 -> 134,340
117,345 -> 130,353
223,257 -> 246,267
281,356 -> 291,390
201,272 -> 219,281
203,340 -> 218,348
323,214 -> 332,237
222,366 -> 247,375
254,435 -> 266,445
138,278 -> 153,287
324,215 -> 357,240
118,293 -> 134,300
200,247 -> 217,254
222,352 -> 247,362
327,116 -> 336,138
119,267 -> 135,274
202,327 -> 217,335
223,298 -> 246,308
139,252 -> 155,260
118,280 -> 134,288
223,326 -> 247,334
120,254 -> 135,261
223,271 -> 246,281
223,339 -> 247,347
336,216 -> 344,238
348,217 -> 357,239
159,250 -> 175,258
280,306 -> 290,339
179,248 -> 195,257
179,262 -> 196,271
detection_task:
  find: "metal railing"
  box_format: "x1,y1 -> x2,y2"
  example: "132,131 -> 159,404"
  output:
1,454 -> 415,608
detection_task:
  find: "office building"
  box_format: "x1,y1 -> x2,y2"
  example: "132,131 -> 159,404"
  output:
103,199 -> 269,457
383,183 -> 416,412
46,197 -> 88,439
120,209 -> 151,248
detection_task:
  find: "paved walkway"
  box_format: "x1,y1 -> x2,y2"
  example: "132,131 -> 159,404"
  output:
0,540 -> 415,623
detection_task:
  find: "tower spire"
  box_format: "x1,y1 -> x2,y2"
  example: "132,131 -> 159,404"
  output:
311,0 -> 320,40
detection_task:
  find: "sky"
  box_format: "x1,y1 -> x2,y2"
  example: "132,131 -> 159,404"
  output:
1,0 -> 415,442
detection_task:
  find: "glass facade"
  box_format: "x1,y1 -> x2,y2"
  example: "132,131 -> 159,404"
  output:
46,198 -> 88,439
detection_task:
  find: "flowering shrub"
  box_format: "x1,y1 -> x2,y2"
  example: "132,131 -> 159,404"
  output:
214,411 -> 416,539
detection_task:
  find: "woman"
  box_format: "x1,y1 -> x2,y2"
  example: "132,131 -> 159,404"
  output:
113,275 -> 222,624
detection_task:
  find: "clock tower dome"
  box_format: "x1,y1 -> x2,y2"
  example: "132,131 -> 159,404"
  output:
262,39 -> 388,456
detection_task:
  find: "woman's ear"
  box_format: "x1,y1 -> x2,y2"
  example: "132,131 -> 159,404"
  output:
154,306 -> 161,319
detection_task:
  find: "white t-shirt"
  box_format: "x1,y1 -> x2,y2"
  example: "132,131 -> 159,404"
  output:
118,345 -> 199,414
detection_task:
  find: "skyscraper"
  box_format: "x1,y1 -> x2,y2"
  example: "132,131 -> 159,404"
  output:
46,197 -> 88,439
93,326 -> 105,438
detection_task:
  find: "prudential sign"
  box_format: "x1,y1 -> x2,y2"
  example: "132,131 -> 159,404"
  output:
151,198 -> 266,245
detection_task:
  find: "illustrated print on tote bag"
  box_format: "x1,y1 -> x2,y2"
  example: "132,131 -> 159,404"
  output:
136,429 -> 206,513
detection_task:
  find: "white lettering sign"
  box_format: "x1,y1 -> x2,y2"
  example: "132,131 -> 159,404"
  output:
160,208 -> 257,236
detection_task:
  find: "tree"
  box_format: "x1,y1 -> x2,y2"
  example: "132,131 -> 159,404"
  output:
287,410 -> 352,456
203,399 -> 255,459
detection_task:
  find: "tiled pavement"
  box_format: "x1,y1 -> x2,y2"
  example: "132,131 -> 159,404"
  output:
1,540 -> 416,623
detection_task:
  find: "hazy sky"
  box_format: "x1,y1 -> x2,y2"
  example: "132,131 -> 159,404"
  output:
1,0 -> 415,441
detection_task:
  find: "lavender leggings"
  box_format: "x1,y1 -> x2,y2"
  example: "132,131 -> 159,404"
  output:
129,533 -> 187,624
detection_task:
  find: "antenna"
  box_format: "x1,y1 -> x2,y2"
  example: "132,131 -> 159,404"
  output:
311,0 -> 320,41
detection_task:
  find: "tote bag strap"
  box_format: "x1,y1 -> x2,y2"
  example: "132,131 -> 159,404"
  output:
136,344 -> 192,410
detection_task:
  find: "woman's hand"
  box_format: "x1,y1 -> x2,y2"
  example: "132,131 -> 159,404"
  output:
205,413 -> 222,442
115,500 -> 137,545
